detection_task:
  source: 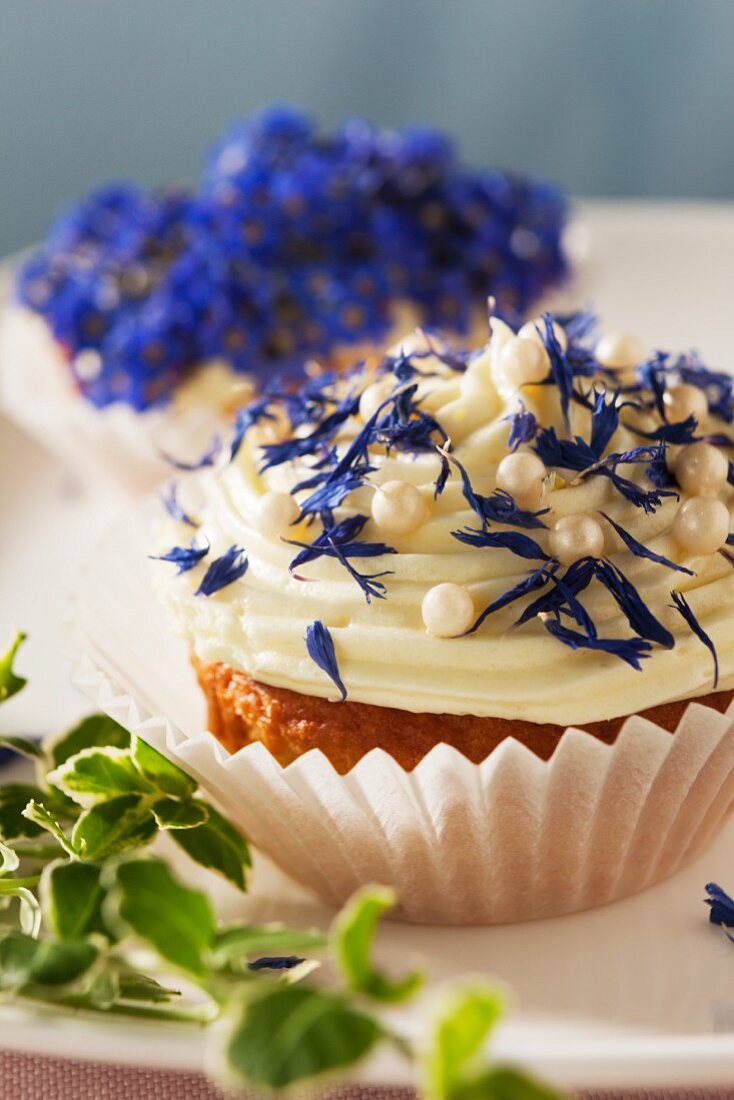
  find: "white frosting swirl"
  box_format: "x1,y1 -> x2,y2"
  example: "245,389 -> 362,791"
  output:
154,322 -> 734,725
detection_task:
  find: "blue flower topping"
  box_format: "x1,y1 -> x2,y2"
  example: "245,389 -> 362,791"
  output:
150,539 -> 209,575
248,956 -> 305,972
160,482 -> 199,528
17,104 -> 568,410
305,620 -> 346,701
669,590 -> 719,688
286,515 -> 396,603
542,620 -> 652,671
443,450 -> 549,530
705,883 -> 734,933
162,435 -> 222,472
599,512 -> 693,575
504,403 -> 538,452
195,545 -> 248,597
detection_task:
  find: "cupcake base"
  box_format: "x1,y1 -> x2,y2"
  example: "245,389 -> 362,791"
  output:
70,507 -> 734,924
194,655 -> 734,773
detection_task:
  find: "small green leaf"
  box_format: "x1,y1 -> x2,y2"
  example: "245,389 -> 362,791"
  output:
333,885 -> 422,1003
453,1068 -> 567,1100
0,931 -> 98,989
0,840 -> 20,873
0,632 -> 27,704
41,861 -> 107,940
152,797 -> 208,830
107,857 -> 215,977
0,736 -> 45,763
0,785 -> 48,841
71,795 -> 157,861
210,925 -> 328,970
48,714 -> 130,768
421,985 -> 506,1100
0,931 -> 38,989
131,737 -> 197,798
222,983 -> 382,1090
22,801 -> 74,855
171,802 -> 250,890
117,968 -> 181,1005
48,748 -> 154,805
13,888 -> 41,937
27,938 -> 99,987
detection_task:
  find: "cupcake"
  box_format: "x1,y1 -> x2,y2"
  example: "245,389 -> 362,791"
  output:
143,308 -> 734,923
1,104 -> 569,494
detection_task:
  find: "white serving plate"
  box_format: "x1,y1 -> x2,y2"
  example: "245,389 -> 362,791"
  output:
1,202 -> 734,1090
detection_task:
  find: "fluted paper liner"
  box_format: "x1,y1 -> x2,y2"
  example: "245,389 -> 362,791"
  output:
0,305 -> 230,495
68,507 -> 734,925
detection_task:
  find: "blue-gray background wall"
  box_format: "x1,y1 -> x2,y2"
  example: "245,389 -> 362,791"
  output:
2,0 -> 733,256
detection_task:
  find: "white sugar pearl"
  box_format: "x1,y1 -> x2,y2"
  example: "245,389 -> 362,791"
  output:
674,442 -> 728,496
497,336 -> 548,389
518,317 -> 568,352
253,491 -> 300,537
595,332 -> 646,372
359,378 -> 394,422
663,384 -> 708,425
550,513 -> 605,565
496,451 -> 547,509
672,496 -> 730,555
371,480 -> 428,536
422,582 -> 475,638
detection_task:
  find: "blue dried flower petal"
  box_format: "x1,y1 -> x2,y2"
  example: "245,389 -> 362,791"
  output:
248,956 -> 305,971
162,435 -> 222,471
452,526 -> 549,560
161,482 -> 199,528
514,557 -> 597,633
149,539 -> 209,575
542,313 -> 574,425
594,559 -> 674,649
469,561 -> 557,634
195,545 -> 248,596
634,414 -> 699,444
230,397 -> 280,461
444,450 -> 548,529
599,512 -> 693,575
286,514 -> 396,602
542,619 -> 652,671
636,353 -> 669,417
589,388 -> 621,457
705,883 -> 734,929
504,403 -> 538,452
305,619 -> 346,701
670,590 -> 719,688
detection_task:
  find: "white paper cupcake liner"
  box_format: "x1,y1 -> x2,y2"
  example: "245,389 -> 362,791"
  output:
65,505 -> 734,925
0,304 -> 236,496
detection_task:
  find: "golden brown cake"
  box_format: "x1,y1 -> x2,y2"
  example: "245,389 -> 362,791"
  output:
194,656 -> 734,773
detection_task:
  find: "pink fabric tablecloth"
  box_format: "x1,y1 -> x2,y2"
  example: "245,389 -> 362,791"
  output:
1,1052 -> 733,1100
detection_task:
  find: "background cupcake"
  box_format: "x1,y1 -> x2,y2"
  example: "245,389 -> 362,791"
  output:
1,104 -> 569,493
141,308 -> 734,921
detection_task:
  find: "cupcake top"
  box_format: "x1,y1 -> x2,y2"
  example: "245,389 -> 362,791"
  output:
16,104 -> 568,411
153,309 -> 734,726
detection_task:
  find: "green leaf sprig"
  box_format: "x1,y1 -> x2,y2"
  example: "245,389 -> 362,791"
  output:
0,632 -> 565,1098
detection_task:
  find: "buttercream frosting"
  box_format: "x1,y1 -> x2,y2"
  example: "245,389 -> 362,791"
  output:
153,316 -> 734,725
